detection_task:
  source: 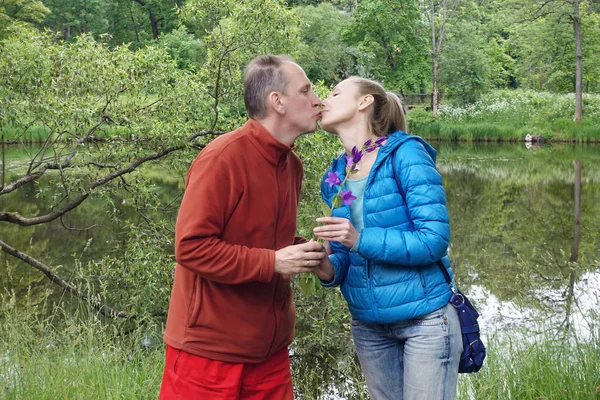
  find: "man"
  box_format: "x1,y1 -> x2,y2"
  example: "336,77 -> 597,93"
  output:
159,55 -> 325,399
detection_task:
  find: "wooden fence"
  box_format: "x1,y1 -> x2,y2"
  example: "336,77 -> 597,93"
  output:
399,92 -> 445,110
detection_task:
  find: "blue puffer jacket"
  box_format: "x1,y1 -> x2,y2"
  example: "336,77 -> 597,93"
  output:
321,131 -> 454,324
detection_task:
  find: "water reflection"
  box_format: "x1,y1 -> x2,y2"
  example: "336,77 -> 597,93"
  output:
472,270 -> 600,341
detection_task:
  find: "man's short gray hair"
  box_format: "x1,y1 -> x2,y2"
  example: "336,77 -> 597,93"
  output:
244,55 -> 294,119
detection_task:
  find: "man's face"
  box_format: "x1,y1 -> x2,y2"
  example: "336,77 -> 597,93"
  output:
279,62 -> 322,135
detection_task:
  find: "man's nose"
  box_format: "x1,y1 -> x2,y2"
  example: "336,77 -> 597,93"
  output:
312,93 -> 323,107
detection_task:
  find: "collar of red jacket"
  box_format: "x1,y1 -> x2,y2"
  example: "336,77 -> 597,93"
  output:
246,119 -> 294,166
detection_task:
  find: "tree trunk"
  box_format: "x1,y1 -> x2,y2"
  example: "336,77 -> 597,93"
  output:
573,0 -> 583,122
570,160 -> 581,263
432,52 -> 439,116
565,160 -> 582,330
149,11 -> 159,40
430,0 -> 439,116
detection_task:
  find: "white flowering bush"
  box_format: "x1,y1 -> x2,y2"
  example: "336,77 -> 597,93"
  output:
439,90 -> 600,124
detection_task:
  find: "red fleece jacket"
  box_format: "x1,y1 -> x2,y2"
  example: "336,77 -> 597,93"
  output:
163,119 -> 305,363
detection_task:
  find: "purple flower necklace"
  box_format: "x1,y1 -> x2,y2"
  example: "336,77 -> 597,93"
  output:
321,136 -> 387,214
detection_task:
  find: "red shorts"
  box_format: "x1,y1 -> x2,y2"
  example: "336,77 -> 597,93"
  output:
159,345 -> 294,399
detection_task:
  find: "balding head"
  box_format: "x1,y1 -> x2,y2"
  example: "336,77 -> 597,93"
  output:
243,55 -> 295,119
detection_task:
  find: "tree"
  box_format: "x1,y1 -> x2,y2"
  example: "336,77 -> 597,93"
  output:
440,20 -> 490,104
1,0 -> 303,319
0,26 -> 215,317
285,0 -> 356,11
572,0 -> 583,121
130,0 -> 180,40
157,25 -> 206,71
421,0 -> 459,115
0,0 -> 49,36
42,0 -> 107,39
292,3 -> 352,85
500,0 -> 588,121
342,0 -> 430,93
180,0 -> 301,129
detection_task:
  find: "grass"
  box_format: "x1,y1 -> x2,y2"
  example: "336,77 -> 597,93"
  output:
409,90 -> 600,143
0,298 -> 165,400
1,292 -> 599,399
459,329 -> 600,399
1,125 -> 133,144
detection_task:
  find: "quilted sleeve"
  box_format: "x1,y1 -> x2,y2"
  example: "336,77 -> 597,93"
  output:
357,140 -> 450,266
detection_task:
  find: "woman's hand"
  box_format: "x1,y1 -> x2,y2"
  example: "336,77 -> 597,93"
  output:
313,217 -> 359,249
324,240 -> 332,255
314,254 -> 335,282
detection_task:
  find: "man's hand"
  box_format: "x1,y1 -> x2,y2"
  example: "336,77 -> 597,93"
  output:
313,217 -> 359,249
274,240 -> 326,276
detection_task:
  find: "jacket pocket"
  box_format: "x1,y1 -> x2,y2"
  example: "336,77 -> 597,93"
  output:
187,276 -> 204,327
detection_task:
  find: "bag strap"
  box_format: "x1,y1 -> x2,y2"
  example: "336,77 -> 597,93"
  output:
391,151 -> 453,287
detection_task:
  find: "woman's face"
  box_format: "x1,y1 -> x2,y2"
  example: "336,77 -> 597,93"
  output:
320,79 -> 362,133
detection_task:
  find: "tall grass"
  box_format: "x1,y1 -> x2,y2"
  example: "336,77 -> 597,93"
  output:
0,297 -> 164,400
1,125 -> 132,143
1,293 -> 599,399
459,328 -> 600,399
409,90 -> 600,142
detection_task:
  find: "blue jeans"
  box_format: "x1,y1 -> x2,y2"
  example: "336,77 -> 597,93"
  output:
351,303 -> 462,400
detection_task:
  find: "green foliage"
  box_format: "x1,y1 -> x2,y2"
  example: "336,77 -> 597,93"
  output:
459,326 -> 600,399
485,36 -> 517,89
441,20 -> 490,104
0,0 -> 49,37
427,90 -> 600,141
406,106 -> 437,131
157,25 -> 206,71
42,0 -> 108,40
0,25 -> 212,143
342,0 -> 430,92
494,0 -> 600,94
292,3 -> 352,85
181,0 -> 301,130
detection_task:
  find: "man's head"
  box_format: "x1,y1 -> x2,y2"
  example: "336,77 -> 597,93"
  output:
244,55 -> 322,138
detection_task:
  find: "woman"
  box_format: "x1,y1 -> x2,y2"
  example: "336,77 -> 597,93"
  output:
313,77 -> 462,400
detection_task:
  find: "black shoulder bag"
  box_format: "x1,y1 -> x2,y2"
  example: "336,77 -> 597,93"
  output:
391,151 -> 486,373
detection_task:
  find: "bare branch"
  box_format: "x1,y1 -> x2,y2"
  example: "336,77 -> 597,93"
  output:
0,238 -> 133,318
0,147 -> 174,226
0,130 -> 221,225
60,214 -> 100,232
0,141 -> 79,196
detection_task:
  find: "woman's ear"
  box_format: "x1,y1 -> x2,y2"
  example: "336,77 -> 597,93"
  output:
266,91 -> 286,115
358,94 -> 374,111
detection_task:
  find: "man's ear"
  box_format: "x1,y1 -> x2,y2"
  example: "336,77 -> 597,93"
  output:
358,94 -> 374,111
267,91 -> 286,115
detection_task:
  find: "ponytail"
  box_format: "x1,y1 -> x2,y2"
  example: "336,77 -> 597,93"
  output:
349,77 -> 408,137
385,91 -> 407,133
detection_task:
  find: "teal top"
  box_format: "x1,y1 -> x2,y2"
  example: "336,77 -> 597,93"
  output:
346,175 -> 368,252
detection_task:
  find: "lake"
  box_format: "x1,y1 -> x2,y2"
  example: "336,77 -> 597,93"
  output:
1,140 -> 599,397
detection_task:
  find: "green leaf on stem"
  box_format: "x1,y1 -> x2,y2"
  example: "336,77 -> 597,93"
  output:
320,201 -> 332,217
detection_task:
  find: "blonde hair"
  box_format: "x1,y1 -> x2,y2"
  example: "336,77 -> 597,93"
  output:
349,77 -> 407,136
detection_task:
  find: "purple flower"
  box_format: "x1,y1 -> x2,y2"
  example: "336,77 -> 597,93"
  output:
365,146 -> 377,152
363,138 -> 373,147
375,136 -> 387,145
340,190 -> 357,206
350,146 -> 363,164
345,155 -> 353,168
325,171 -> 342,187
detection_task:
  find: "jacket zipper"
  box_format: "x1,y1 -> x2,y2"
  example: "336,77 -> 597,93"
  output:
266,155 -> 284,358
361,173 -> 380,323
